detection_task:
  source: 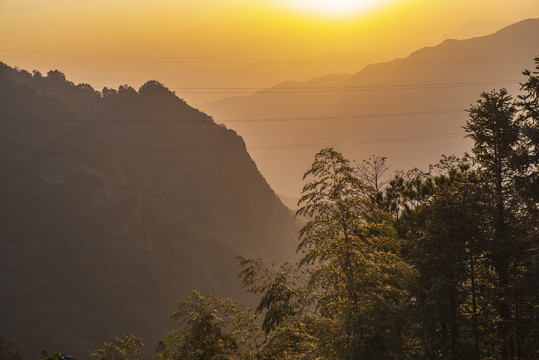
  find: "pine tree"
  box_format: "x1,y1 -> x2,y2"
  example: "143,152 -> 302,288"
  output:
399,161 -> 485,359
465,89 -> 521,359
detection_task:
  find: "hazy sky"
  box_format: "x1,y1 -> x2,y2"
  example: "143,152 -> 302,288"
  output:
1,0 -> 537,101
1,0 -> 538,198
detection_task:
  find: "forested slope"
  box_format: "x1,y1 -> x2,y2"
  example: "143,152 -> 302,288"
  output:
0,63 -> 298,359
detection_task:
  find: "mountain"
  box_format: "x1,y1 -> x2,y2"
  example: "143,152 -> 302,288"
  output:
444,20 -> 512,40
0,63 -> 298,358
201,18 -> 539,197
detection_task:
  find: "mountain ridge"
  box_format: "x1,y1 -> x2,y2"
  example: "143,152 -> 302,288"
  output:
0,62 -> 298,359
200,17 -> 539,197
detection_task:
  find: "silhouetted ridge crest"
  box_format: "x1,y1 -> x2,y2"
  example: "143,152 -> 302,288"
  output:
0,62 -> 219,126
139,80 -> 174,95
0,63 -> 206,118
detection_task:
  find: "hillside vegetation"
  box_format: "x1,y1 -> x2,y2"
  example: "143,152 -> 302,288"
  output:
0,63 -> 298,359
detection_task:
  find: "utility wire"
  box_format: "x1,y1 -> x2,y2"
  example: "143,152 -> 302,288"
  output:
0,79 -> 520,94
0,132 -> 465,154
1,51 -> 532,64
0,80 -> 517,90
0,108 -> 464,124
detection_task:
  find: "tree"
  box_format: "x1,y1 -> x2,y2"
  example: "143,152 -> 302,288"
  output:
382,167 -> 427,222
516,57 -> 539,243
464,89 -> 523,360
356,155 -> 390,206
296,147 -> 415,360
398,159 -> 486,359
87,334 -> 143,360
465,89 -> 519,243
239,257 -> 318,360
518,57 -> 539,187
513,57 -> 539,359
393,58 -> 539,358
156,291 -> 260,360
239,148 -> 415,360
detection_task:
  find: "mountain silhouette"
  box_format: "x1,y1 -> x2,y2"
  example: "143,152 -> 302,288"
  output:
201,18 -> 539,196
0,63 -> 298,358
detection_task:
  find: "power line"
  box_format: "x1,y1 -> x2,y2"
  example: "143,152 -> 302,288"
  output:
169,81 -> 517,93
221,108 -> 464,123
0,79 -> 520,94
0,80 -> 518,90
0,132 -> 465,154
0,108 -> 465,124
1,50 -> 532,65
156,80 -> 519,90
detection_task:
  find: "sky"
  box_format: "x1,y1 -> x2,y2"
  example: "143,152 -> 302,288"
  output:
1,0 -> 538,197
1,0 -> 538,104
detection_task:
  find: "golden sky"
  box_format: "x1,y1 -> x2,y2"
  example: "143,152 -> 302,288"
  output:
1,0 -> 538,103
1,0 -> 538,197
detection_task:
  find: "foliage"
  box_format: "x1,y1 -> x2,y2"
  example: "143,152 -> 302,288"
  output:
297,147 -> 416,359
399,159 -> 485,359
0,338 -> 25,360
156,291 -> 260,360
42,353 -> 75,360
87,334 -> 143,360
239,257 -> 319,359
392,59 -> 539,359
356,154 -> 390,206
239,148 -> 416,360
153,56 -> 539,360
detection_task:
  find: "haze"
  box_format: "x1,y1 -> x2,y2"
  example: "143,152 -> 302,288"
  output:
1,1 -> 539,357
1,0 -> 537,106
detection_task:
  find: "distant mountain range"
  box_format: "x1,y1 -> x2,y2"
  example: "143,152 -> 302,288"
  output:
0,63 -> 298,358
201,18 -> 539,197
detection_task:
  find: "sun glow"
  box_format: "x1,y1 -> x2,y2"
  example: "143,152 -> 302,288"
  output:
276,0 -> 396,18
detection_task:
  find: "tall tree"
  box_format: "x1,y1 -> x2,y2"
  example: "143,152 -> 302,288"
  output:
517,57 -> 539,190
398,160 -> 486,360
356,155 -> 390,206
464,89 -> 522,359
296,147 -> 415,360
513,57 -> 539,359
